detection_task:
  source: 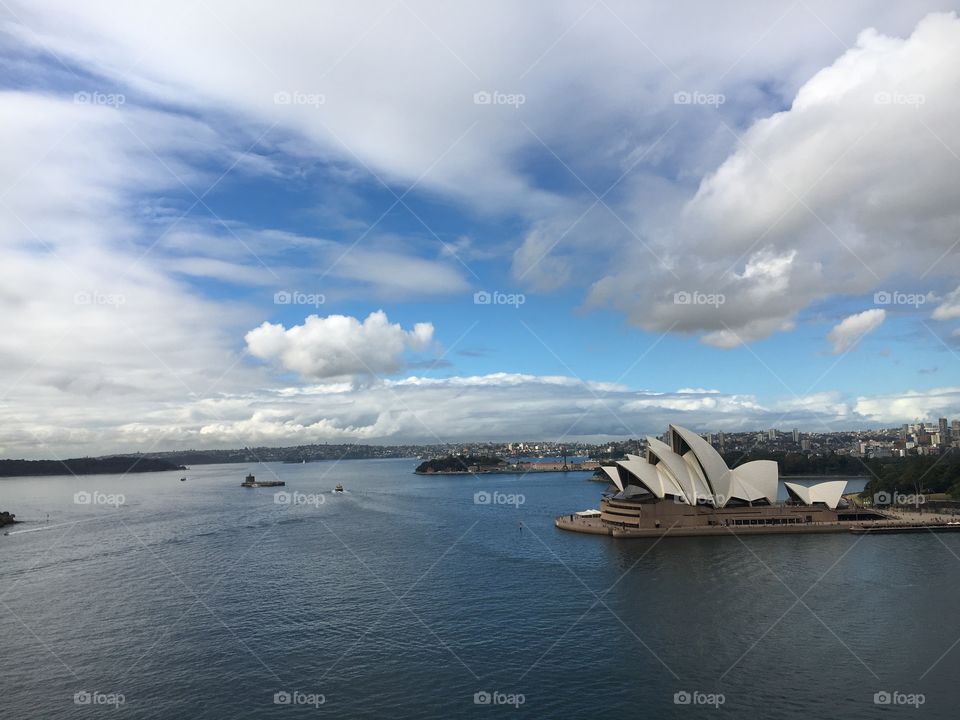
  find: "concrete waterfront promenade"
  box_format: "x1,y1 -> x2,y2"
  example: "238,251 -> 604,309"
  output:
555,514 -> 855,538
555,512 -> 960,539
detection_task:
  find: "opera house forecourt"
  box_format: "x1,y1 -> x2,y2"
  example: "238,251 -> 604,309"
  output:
556,424 -> 890,538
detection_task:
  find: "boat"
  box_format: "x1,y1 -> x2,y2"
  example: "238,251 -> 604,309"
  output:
241,473 -> 285,488
334,484 -> 344,493
180,477 -> 187,482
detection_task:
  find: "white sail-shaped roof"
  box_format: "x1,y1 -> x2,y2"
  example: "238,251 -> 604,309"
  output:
603,426 -> 781,508
783,480 -> 847,509
616,458 -> 684,499
671,425 -> 733,504
599,465 -> 624,491
730,461 -> 779,505
681,450 -> 714,504
646,437 -> 697,504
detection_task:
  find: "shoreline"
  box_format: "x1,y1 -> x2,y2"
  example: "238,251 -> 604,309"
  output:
415,467 -> 595,476
555,513 -> 960,539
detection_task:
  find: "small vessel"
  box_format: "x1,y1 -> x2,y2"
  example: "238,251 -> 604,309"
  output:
241,473 -> 285,488
180,477 -> 187,482
334,484 -> 344,493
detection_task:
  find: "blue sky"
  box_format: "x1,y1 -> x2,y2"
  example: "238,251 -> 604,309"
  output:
2,1 -> 960,456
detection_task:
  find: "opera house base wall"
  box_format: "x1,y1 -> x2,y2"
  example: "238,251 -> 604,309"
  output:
555,496 -> 890,538
555,513 -> 862,538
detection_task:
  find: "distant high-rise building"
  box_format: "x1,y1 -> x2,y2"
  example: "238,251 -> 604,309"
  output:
900,424 -> 908,441
705,432 -> 714,446
940,418 -> 949,445
718,431 -> 725,448
952,420 -> 960,441
801,438 -> 811,451
768,428 -> 777,441
792,428 -> 800,443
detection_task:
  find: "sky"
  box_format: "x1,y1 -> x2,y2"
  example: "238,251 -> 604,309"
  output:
2,0 -> 960,458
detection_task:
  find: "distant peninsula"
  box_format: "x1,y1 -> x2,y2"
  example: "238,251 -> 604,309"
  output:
415,455 -> 599,475
0,456 -> 185,477
415,455 -> 505,474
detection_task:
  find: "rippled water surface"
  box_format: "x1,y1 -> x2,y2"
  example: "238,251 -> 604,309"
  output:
1,460 -> 958,718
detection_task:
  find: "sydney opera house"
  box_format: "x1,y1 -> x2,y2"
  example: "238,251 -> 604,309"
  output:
557,424 -> 884,538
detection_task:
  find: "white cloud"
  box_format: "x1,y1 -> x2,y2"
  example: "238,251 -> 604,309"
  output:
245,311 -> 435,379
855,386 -> 960,422
932,285 -> 960,319
0,375 -> 835,456
827,309 -> 886,354
587,12 -> 960,345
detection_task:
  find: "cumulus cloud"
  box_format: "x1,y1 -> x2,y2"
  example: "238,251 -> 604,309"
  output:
855,386 -> 960,422
827,309 -> 886,354
245,311 -> 434,379
932,285 -> 960,320
587,12 -> 960,345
